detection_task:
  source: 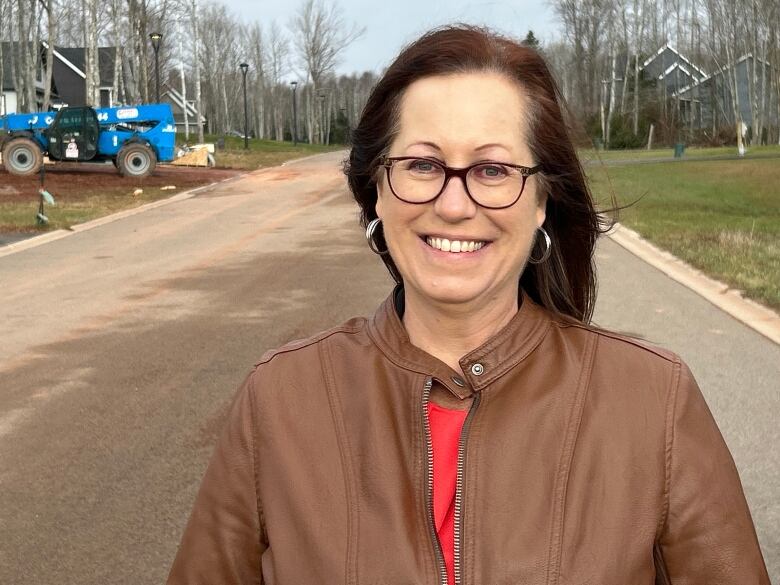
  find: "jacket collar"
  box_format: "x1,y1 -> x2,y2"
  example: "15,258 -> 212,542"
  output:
367,285 -> 553,399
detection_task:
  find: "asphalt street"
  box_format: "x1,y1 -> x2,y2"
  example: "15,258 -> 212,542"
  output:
1,150 -> 777,584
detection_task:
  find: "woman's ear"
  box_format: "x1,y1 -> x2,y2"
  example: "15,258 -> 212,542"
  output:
535,189 -> 548,228
374,181 -> 385,220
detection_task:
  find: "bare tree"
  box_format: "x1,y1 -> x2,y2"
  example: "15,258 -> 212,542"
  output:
289,0 -> 364,143
268,20 -> 290,141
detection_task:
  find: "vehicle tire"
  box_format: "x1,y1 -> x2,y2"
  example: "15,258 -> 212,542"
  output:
117,142 -> 156,178
2,137 -> 43,176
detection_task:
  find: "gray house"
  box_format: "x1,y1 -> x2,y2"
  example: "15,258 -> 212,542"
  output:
161,84 -> 206,134
642,44 -> 708,95
50,45 -> 119,108
674,54 -> 778,133
602,43 -> 777,135
1,42 -> 52,114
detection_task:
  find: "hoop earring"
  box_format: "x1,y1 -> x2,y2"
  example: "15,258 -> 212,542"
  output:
365,218 -> 390,255
528,226 -> 552,264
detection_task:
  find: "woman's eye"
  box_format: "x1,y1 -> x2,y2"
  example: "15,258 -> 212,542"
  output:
476,164 -> 509,178
410,159 -> 437,172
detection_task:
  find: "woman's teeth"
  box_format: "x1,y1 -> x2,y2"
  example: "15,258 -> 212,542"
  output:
425,236 -> 485,253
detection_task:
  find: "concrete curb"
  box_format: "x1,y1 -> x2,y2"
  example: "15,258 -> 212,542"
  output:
280,149 -> 348,167
606,222 -> 780,346
0,174 -> 245,259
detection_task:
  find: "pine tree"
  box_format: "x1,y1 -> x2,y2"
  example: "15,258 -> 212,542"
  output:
523,30 -> 540,50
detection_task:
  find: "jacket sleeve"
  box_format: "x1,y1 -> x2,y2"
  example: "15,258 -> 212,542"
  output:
656,359 -> 770,584
168,369 -> 268,585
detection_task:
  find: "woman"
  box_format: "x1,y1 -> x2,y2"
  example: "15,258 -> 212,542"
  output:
168,25 -> 769,584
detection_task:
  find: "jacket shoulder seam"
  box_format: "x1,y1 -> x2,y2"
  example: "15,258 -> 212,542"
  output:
556,321 -> 678,363
254,320 -> 367,367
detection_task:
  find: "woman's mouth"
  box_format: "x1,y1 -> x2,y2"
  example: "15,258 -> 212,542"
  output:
423,236 -> 488,253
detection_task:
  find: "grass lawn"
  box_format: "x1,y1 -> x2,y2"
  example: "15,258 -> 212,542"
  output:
580,144 -> 780,163
587,158 -> 780,311
179,134 -> 344,170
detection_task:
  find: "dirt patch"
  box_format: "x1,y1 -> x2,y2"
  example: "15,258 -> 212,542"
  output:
0,163 -> 241,204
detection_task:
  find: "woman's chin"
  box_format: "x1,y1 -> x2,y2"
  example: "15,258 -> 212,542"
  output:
410,278 -> 499,307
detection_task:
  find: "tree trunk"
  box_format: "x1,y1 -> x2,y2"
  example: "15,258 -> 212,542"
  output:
42,0 -> 55,111
633,53 -> 640,135
191,0 -> 204,142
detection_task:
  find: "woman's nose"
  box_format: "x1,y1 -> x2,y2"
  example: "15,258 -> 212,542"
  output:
433,175 -> 478,222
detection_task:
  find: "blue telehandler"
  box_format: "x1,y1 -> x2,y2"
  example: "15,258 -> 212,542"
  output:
0,103 -> 177,178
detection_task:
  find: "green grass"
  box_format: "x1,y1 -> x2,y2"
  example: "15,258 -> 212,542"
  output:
177,134 -> 344,170
580,144 -> 780,163
588,158 -> 780,311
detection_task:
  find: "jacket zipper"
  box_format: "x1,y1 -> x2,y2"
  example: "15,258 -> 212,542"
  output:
453,390 -> 480,585
422,378 -> 449,585
422,377 -> 482,585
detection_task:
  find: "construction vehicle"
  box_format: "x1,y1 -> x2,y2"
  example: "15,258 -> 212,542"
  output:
0,104 -> 177,178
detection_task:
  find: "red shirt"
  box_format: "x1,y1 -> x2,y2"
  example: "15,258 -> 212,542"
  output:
427,401 -> 469,585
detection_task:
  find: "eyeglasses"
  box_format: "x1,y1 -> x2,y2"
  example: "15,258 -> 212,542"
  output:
380,156 -> 541,210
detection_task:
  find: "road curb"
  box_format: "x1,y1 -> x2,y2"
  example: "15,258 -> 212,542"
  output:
606,222 -> 780,345
0,174 -> 246,259
280,149 -> 347,167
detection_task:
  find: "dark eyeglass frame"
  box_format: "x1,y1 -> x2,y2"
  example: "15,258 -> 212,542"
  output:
380,155 -> 542,210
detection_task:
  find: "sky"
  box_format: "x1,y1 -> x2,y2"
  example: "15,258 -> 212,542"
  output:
219,0 -> 562,78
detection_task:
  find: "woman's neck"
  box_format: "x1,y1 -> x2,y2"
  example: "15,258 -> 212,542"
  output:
402,286 -> 519,375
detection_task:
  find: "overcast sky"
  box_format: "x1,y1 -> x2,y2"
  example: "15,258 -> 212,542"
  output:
219,0 -> 562,78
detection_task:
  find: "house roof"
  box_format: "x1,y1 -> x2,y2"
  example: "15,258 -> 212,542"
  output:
162,83 -> 206,123
673,53 -> 774,97
643,43 -> 708,79
54,45 -> 116,87
2,41 -> 117,93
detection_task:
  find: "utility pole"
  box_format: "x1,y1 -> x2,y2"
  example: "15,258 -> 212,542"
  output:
240,62 -> 249,150
290,80 -> 298,145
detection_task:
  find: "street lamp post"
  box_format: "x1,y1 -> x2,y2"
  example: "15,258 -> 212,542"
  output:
290,80 -> 298,145
149,32 -> 163,103
239,62 -> 249,150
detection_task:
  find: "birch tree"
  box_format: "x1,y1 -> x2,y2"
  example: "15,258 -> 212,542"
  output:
289,0 -> 364,143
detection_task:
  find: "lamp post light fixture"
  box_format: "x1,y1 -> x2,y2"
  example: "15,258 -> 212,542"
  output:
239,62 -> 249,150
149,32 -> 163,103
290,80 -> 298,145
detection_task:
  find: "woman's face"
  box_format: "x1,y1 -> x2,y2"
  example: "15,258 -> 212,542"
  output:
375,71 -> 547,308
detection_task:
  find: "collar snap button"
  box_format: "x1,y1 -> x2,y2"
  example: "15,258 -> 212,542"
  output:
470,363 -> 485,376
451,375 -> 465,387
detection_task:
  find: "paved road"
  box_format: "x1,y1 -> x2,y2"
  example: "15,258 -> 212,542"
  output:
1,150 -> 777,583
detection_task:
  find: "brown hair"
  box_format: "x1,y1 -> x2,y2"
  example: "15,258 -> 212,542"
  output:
342,23 -> 618,325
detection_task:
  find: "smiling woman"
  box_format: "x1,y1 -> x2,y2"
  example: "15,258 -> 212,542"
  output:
167,24 -> 770,585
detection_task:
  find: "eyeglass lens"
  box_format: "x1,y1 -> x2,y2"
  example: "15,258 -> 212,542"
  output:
389,158 -> 528,208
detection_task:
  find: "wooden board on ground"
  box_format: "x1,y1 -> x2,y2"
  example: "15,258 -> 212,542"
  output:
171,148 -> 209,167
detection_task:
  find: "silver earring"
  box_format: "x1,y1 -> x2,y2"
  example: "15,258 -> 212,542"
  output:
528,226 -> 551,264
365,218 -> 390,255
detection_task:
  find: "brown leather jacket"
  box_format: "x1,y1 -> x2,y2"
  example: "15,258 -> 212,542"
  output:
168,287 -> 770,584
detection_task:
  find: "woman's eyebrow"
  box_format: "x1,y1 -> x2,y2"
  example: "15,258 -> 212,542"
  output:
406,140 -> 510,152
